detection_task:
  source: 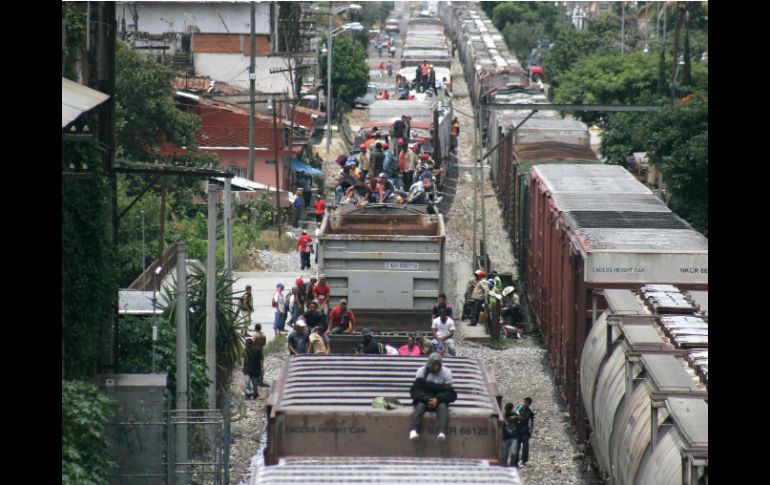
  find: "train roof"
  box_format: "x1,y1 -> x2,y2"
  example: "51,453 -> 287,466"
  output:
270,355 -> 500,414
253,457 -> 523,484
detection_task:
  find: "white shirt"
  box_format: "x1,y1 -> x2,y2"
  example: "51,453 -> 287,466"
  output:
432,316 -> 456,339
273,291 -> 285,311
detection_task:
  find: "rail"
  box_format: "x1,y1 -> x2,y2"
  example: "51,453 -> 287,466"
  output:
339,116 -> 354,151
128,241 -> 179,291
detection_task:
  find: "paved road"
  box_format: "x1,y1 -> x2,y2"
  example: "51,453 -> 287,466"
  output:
233,271 -> 307,344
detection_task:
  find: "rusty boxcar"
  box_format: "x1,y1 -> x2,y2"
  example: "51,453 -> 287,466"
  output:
580,287 -> 708,484
318,204 -> 445,332
524,164 -> 708,440
264,355 -> 503,465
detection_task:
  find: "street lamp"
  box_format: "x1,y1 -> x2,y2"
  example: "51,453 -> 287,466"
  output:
326,3 -> 363,154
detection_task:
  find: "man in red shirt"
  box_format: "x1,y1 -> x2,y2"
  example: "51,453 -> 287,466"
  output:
312,273 -> 331,314
313,194 -> 326,223
297,229 -> 313,270
326,299 -> 356,334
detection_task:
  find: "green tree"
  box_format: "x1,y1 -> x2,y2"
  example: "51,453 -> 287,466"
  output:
492,2 -> 558,36
481,1 -> 502,19
161,267 -> 244,408
599,112 -> 646,166
115,41 -> 200,162
552,52 -> 666,124
62,381 -> 116,484
502,22 -> 546,67
320,35 -> 369,118
542,27 -> 610,90
642,98 -> 708,235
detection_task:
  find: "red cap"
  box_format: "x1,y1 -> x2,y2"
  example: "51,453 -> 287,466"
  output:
420,153 -> 429,159
478,271 -> 487,277
359,143 -> 367,150
295,278 -> 304,286
398,138 -> 405,145
382,142 -> 389,149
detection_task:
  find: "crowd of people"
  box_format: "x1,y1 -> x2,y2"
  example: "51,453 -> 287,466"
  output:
463,269 -> 527,339
332,119 -> 448,214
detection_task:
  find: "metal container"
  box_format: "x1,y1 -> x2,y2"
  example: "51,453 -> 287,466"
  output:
253,457 -> 523,484
265,355 -> 503,465
580,290 -> 708,484
318,204 -> 446,310
525,165 -> 708,439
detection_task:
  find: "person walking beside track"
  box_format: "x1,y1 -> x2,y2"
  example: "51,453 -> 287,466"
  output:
272,283 -> 287,336
511,398 -> 536,468
239,285 -> 254,336
297,229 -> 313,270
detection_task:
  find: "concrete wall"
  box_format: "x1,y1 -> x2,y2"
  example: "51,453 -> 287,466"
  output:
208,149 -> 287,190
116,1 -> 270,34
194,53 -> 294,94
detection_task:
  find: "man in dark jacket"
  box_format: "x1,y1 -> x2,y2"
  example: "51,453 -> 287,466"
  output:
370,142 -> 386,177
243,338 -> 262,399
408,352 -> 457,441
356,328 -> 382,354
511,397 -> 535,467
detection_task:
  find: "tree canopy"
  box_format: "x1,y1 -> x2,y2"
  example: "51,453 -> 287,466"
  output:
320,35 -> 369,116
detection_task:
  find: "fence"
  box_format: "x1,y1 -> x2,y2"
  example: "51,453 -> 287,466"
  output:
167,409 -> 225,485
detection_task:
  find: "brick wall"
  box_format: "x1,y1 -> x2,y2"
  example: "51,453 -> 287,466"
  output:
193,33 -> 271,55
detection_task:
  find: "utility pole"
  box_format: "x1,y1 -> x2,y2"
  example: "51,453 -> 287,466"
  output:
621,1 -> 625,55
326,1 -> 333,153
157,178 -> 167,264
272,98 -> 282,237
224,177 -> 232,279
206,184 -> 219,410
140,211 -> 146,289
248,1 -> 256,181
478,103 -> 487,272
175,241 -> 189,485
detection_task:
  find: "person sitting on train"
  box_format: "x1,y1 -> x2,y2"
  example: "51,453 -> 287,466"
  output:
408,352 -> 457,441
398,336 -> 422,356
308,325 -> 331,354
327,299 -> 356,335
431,308 -> 456,356
356,328 -> 383,355
431,293 -> 454,321
301,300 -> 326,333
416,335 -> 434,356
287,321 -> 309,356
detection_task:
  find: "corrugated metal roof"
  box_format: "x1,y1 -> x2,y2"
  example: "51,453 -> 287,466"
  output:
533,164 -> 651,194
573,228 -> 708,252
563,212 -> 690,230
255,457 -> 523,484
118,290 -> 161,315
550,193 -> 668,213
62,77 -> 109,128
665,398 -> 708,448
275,355 -> 497,413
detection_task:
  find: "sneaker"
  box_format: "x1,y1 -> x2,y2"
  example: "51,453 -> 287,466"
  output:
437,432 -> 446,441
409,430 -> 419,441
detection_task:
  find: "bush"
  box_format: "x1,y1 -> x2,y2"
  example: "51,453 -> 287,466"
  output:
62,381 -> 116,484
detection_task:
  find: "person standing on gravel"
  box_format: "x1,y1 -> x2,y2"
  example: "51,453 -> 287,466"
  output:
502,402 -> 518,466
239,285 -> 254,335
288,277 -> 305,327
468,270 -> 487,326
511,397 -> 535,468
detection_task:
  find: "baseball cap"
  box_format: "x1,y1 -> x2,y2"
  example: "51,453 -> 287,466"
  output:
301,229 -> 307,234
340,298 -> 348,305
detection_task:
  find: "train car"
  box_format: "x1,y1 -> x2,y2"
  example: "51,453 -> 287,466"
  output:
264,355 -> 504,465
485,110 -> 598,265
580,286 -> 707,484
524,164 -> 708,440
252,457 -> 523,484
317,203 -> 445,317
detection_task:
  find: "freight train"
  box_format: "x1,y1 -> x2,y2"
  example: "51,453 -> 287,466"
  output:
437,2 -> 708,482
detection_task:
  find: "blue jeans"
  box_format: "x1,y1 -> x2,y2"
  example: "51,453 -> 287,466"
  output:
503,438 -> 514,466
511,434 -> 530,466
335,186 -> 344,205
